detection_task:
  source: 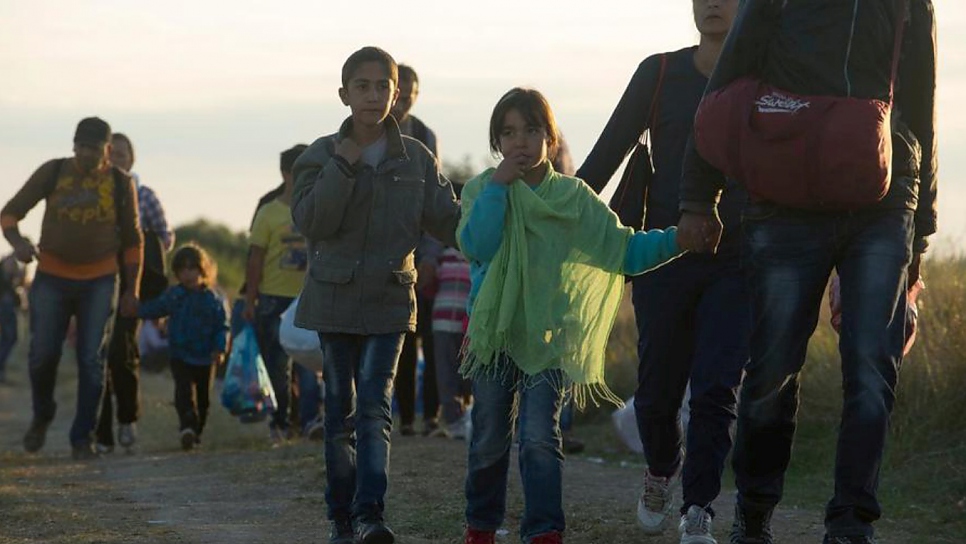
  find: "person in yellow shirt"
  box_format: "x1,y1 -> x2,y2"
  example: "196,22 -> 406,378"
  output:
243,144 -> 322,442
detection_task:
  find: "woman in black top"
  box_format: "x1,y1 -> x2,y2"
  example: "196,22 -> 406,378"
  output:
577,1 -> 743,542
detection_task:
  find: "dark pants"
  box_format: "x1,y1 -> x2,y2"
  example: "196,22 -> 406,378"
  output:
632,253 -> 750,516
170,358 -> 215,435
394,294 -> 438,426
27,271 -> 117,447
319,332 -> 406,522
734,204 -> 913,539
433,331 -> 471,425
95,314 -> 141,445
254,294 -> 321,432
0,292 -> 18,375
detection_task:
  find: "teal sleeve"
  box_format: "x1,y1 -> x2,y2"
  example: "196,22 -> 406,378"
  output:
622,227 -> 683,275
459,183 -> 508,263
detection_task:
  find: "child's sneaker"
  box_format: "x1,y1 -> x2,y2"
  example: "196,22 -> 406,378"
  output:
529,531 -> 563,544
329,517 -> 354,544
679,505 -> 716,544
637,469 -> 676,534
399,424 -> 416,436
180,428 -> 196,451
464,528 -> 495,544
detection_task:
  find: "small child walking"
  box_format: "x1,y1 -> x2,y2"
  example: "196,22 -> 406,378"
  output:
459,88 -> 683,544
431,242 -> 473,439
138,243 -> 229,451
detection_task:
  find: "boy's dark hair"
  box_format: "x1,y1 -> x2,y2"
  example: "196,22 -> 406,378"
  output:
398,64 -> 418,85
171,243 -> 217,286
280,144 -> 308,174
111,133 -> 135,164
341,46 -> 398,88
488,88 -> 560,160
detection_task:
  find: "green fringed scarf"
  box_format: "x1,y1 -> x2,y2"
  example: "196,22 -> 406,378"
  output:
458,163 -> 632,408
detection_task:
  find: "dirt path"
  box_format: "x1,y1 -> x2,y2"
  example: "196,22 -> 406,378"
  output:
0,353 -> 929,544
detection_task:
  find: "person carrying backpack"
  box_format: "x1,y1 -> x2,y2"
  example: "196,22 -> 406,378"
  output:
677,1 -> 938,542
1,117 -> 143,460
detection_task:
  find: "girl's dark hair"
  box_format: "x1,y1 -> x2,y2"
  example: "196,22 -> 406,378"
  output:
171,243 -> 217,286
488,87 -> 560,160
111,133 -> 135,164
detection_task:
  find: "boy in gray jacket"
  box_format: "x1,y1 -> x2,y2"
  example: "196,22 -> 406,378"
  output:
290,46 -> 459,544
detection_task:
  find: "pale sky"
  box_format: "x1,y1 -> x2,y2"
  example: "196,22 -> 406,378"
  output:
2,1 -> 964,254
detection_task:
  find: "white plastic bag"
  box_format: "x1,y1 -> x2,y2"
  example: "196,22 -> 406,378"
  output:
611,386 -> 691,454
279,295 -> 324,372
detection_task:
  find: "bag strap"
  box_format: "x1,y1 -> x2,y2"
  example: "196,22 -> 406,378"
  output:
642,53 -> 669,146
612,54 -> 669,211
888,0 -> 911,101
44,158 -> 67,197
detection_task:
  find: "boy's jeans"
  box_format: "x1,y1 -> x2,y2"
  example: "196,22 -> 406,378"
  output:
255,294 -> 321,432
318,331 -> 405,522
28,271 -> 117,446
733,204 -> 913,538
466,364 -> 566,541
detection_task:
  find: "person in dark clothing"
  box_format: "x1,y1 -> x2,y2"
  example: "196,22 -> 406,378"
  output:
577,1 -> 743,542
391,63 -> 443,436
96,132 -> 173,453
677,1 -> 938,543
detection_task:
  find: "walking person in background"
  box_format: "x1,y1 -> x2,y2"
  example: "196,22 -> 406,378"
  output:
242,144 -> 323,443
0,251 -> 26,384
578,2 -> 744,541
0,117 -> 143,460
96,132 -> 174,454
135,244 -> 228,451
392,63 -> 444,436
291,47 -> 460,544
460,87 -> 683,544
678,1 -> 938,542
429,222 -> 472,440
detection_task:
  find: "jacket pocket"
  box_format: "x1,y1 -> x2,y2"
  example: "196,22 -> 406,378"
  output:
383,267 -> 418,322
309,263 -> 354,284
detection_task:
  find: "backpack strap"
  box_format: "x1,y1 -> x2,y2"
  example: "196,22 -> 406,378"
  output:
44,158 -> 68,197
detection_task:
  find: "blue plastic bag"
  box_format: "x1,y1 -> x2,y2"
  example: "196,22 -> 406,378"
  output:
221,324 -> 277,421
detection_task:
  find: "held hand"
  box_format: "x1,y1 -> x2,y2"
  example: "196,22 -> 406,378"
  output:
242,299 -> 256,322
335,137 -> 362,165
491,154 -> 525,185
211,352 -> 225,366
120,290 -> 139,318
677,212 -> 723,254
13,239 -> 38,264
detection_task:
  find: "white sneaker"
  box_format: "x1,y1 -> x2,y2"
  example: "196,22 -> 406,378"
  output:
118,423 -> 137,448
679,505 -> 716,544
637,470 -> 676,534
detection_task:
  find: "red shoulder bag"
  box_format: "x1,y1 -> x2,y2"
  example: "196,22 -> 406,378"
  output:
693,0 -> 908,211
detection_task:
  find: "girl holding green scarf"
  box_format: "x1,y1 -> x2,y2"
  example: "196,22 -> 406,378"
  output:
459,88 -> 684,544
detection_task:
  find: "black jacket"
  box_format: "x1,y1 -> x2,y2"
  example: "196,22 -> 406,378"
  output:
681,0 -> 938,253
